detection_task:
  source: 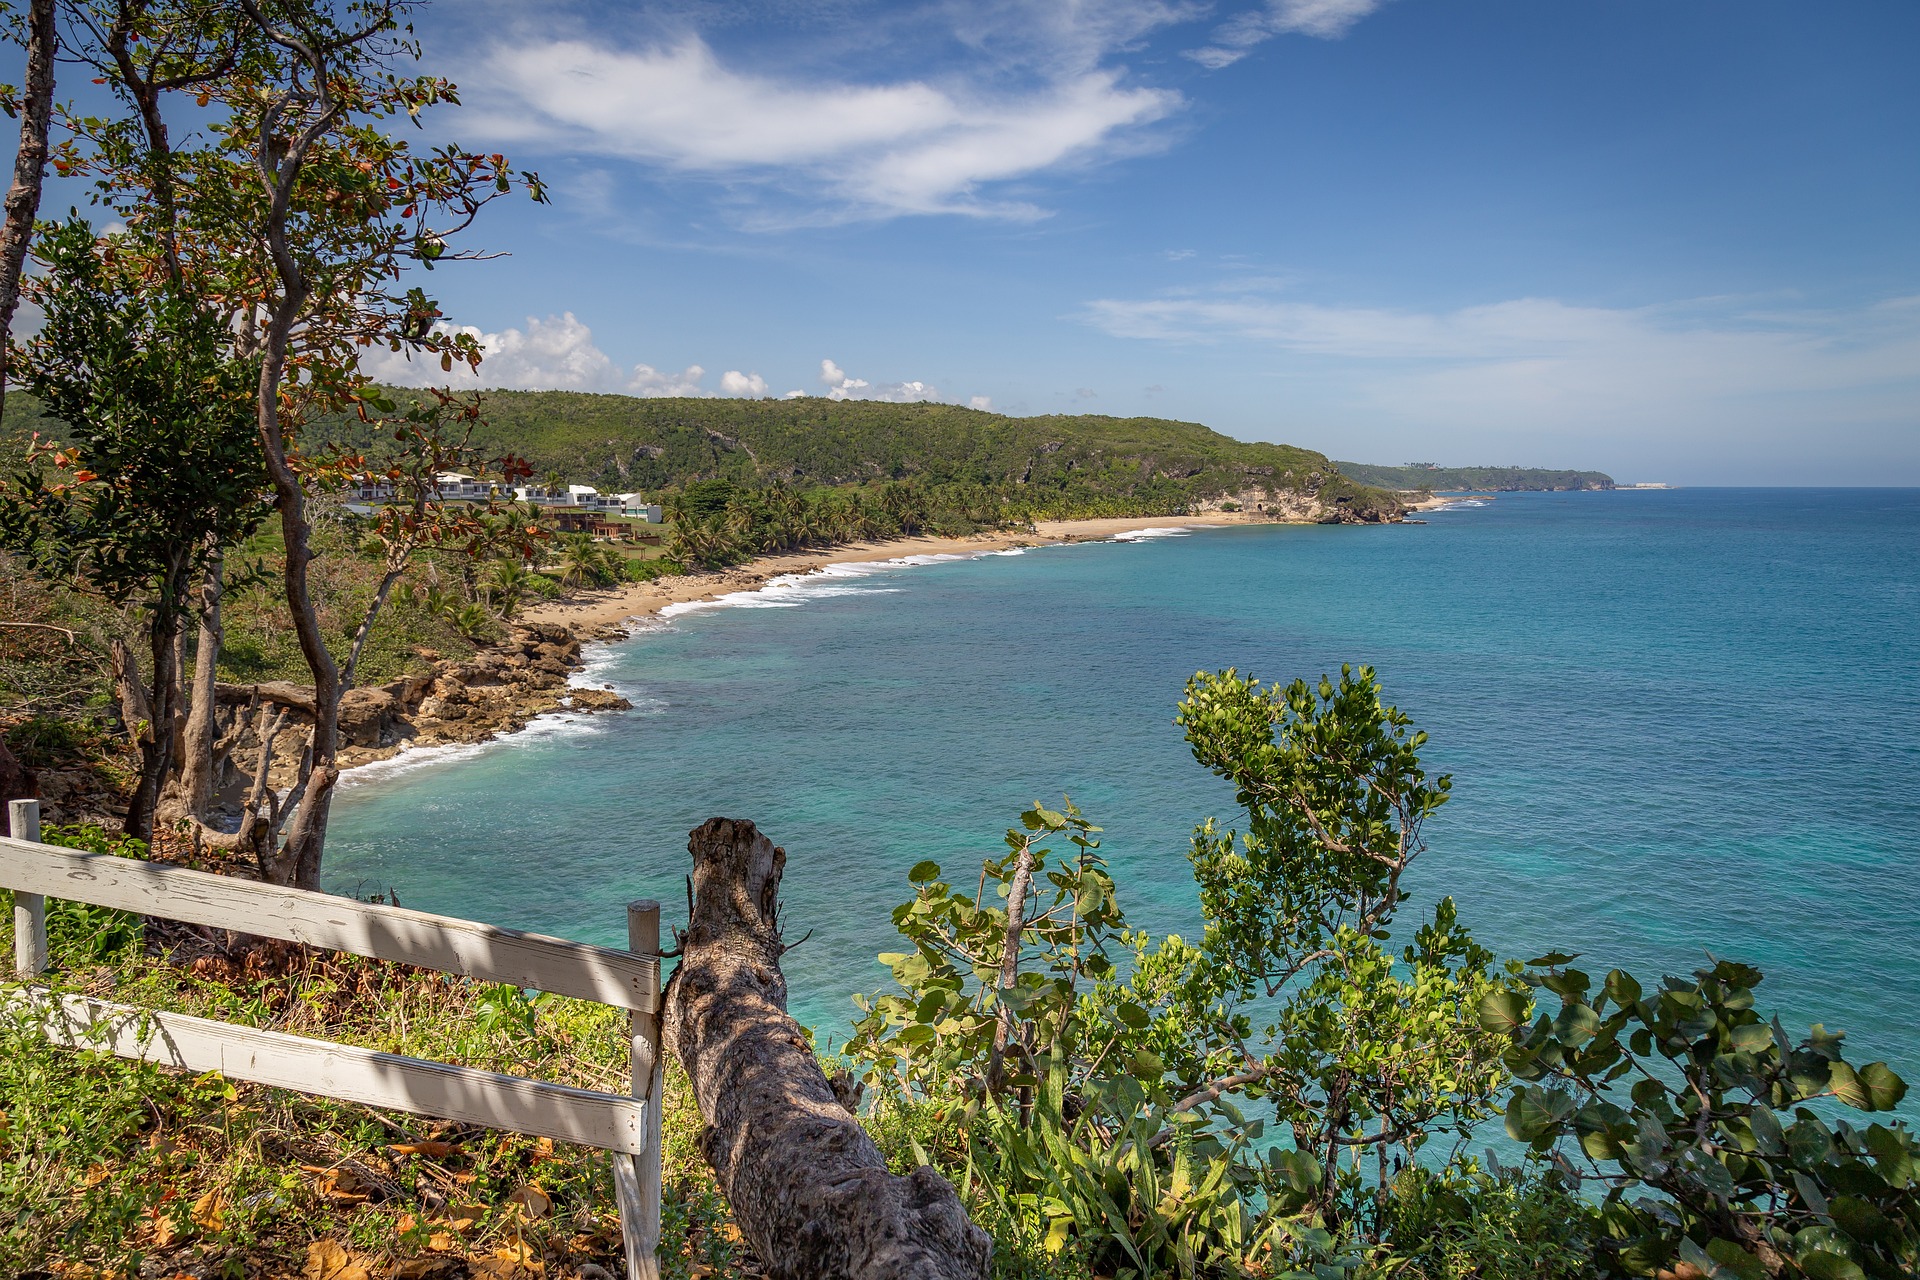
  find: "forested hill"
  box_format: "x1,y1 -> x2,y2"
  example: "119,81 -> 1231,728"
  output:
367,390 -> 1398,518
1334,461 -> 1615,491
2,388 -> 1404,521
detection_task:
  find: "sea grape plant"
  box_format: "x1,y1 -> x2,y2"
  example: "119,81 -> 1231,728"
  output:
851,668 -> 1524,1274
848,799 -> 1134,1111
1170,667 -> 1518,1232
1487,956 -> 1920,1279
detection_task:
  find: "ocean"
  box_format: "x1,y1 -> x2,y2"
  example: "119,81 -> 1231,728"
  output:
326,488 -> 1920,1080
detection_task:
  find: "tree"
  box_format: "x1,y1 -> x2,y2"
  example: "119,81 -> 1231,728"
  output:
36,0 -> 544,884
0,217 -> 268,839
47,0 -> 286,831
0,0 -> 56,422
1169,666 -> 1512,1230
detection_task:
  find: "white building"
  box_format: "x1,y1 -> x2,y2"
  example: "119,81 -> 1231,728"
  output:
433,472 -> 495,501
506,482 -> 661,521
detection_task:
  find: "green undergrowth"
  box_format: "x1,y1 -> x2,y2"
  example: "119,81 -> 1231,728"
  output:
0,827 -> 743,1279
0,828 -> 1079,1279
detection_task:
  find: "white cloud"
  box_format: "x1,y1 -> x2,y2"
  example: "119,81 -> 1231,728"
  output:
1189,0 -> 1386,68
471,30 -> 1181,220
628,362 -> 709,398
357,320 -> 997,409
720,370 -> 770,397
1080,286 -> 1920,464
358,312 -> 622,391
818,357 -> 945,403
968,395 -> 995,411
359,312 -> 745,399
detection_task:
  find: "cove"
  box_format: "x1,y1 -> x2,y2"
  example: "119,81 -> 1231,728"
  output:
324,489 -> 1920,1079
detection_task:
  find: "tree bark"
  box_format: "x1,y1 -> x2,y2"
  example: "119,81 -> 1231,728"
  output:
0,0 -> 55,423
122,597 -> 182,842
664,817 -> 991,1280
985,841 -> 1035,1098
110,635 -> 153,734
171,551 -> 225,822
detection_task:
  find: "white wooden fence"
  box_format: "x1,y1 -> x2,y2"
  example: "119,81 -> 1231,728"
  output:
1,798 -> 664,1280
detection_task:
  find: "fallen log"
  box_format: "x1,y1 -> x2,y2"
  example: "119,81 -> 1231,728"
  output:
664,817 -> 990,1280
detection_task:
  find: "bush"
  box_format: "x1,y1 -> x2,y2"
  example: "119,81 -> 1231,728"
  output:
1373,1162 -> 1592,1279
1493,956 -> 1919,1279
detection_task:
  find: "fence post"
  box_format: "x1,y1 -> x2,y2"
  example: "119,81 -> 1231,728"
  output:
612,898 -> 662,1280
8,799 -> 46,978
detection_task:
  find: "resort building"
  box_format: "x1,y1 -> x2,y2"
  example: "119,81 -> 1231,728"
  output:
433,472 -> 496,501
511,485 -> 662,521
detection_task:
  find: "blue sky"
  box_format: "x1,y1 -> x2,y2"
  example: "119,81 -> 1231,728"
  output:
146,2 -> 1920,481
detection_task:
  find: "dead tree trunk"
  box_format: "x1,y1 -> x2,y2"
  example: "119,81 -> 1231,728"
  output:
664,817 -> 990,1280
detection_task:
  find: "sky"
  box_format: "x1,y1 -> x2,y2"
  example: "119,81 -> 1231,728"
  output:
60,1 -> 1920,483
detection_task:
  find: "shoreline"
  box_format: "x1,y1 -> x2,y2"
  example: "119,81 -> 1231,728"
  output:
515,512 -> 1263,632
332,509 -> 1367,779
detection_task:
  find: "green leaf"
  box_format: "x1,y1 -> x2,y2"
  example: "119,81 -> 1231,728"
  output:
907,860 -> 942,884
1703,1238 -> 1766,1280
1504,1086 -> 1574,1145
1826,1061 -> 1901,1111
1478,989 -> 1530,1035
1796,1250 -> 1867,1280
1604,969 -> 1643,1006
1828,1195 -> 1898,1246
1553,1001 -> 1603,1047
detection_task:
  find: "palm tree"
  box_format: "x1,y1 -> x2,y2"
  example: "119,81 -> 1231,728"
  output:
556,533 -> 609,589
485,559 -> 532,618
542,469 -> 568,500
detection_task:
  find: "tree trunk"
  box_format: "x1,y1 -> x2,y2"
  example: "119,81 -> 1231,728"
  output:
985,841 -> 1035,1098
123,606 -> 181,842
0,0 -> 54,422
110,636 -> 153,734
664,817 -> 991,1280
172,552 -> 225,822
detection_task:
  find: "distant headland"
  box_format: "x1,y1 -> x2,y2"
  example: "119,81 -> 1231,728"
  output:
1334,461 -> 1616,491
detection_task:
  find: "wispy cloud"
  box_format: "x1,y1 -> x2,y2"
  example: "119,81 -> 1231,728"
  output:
1081,286 -> 1920,452
469,20 -> 1181,222
1188,0 -> 1387,69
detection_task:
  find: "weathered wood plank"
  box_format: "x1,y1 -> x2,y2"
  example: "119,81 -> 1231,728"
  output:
9,989 -> 649,1154
619,899 -> 664,1280
0,837 -> 658,1012
7,802 -> 46,978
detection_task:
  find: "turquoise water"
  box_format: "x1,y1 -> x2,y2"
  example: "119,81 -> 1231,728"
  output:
327,489 -> 1920,1078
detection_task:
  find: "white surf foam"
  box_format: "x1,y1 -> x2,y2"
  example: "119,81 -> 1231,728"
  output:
338,739 -> 496,787
1110,526 -> 1196,541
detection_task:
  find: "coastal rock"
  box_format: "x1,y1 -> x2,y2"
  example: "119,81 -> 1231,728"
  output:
566,688 -> 632,713
381,672 -> 434,706
337,688 -> 405,748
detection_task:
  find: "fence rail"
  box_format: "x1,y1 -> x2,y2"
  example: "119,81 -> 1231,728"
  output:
2,799 -> 663,1279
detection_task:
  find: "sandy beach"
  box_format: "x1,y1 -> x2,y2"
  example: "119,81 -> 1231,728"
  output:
519,512 -> 1259,631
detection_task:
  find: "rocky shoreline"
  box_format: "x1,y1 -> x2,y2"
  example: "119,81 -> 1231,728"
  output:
330,621 -> 631,773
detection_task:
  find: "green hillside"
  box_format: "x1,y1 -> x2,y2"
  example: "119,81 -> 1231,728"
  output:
1335,461 -> 1614,491
4,388 -> 1405,521
356,390 -> 1401,520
